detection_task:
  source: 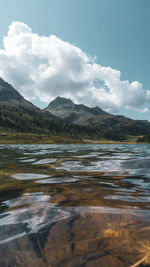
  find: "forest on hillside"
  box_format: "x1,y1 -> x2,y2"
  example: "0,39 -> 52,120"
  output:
0,104 -> 127,141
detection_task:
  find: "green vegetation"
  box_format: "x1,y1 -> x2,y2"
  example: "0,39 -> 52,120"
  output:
0,77 -> 150,143
0,131 -> 143,144
0,132 -> 83,144
137,133 -> 150,143
1,104 -> 150,144
46,97 -> 150,138
0,103 -> 128,142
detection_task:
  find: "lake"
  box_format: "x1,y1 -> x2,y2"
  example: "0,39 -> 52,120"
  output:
0,144 -> 150,266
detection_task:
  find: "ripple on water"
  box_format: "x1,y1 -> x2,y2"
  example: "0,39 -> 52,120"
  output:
32,158 -> 56,165
58,161 -> 85,171
1,144 -> 150,266
19,158 -> 36,163
35,177 -> 78,184
123,177 -> 150,190
104,194 -> 150,203
0,202 -> 148,246
0,202 -> 71,243
57,159 -> 123,172
3,192 -> 50,208
11,173 -> 50,180
23,149 -> 50,156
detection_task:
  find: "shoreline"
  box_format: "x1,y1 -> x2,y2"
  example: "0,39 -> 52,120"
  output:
0,132 -> 148,145
0,140 -> 148,145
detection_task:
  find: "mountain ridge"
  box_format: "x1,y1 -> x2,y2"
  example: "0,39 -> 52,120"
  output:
0,77 -> 37,110
45,96 -> 108,124
0,77 -> 107,140
45,96 -> 150,137
0,77 -> 150,141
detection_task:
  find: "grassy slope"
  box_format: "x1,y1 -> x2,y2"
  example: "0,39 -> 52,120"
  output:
0,131 -> 143,144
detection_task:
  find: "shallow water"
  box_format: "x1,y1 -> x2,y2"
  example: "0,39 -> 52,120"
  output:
1,144 -> 150,266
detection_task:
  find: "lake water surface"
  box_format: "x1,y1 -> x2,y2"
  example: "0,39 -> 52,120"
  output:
0,144 -> 150,266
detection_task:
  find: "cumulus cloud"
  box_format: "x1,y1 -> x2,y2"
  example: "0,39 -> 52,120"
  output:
0,21 -> 149,112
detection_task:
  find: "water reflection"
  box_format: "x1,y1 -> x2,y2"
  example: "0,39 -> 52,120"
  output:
11,173 -> 50,180
35,177 -> 78,184
0,144 -> 150,266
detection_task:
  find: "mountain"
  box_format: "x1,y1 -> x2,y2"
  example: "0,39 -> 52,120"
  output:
0,77 -> 55,132
46,96 -> 150,136
1,77 -> 150,141
0,77 -> 36,109
45,96 -> 108,124
0,78 -> 105,140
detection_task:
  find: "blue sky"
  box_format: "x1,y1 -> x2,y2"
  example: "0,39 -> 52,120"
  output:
0,0 -> 150,120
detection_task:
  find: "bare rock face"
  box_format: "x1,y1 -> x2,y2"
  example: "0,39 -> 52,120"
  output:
45,96 -> 108,125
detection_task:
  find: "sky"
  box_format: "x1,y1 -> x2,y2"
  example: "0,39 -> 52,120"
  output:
0,0 -> 150,120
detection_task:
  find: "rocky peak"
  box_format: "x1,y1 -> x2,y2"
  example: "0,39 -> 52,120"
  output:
47,96 -> 74,109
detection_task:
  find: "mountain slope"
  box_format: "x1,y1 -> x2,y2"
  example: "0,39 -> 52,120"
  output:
0,102 -> 110,139
45,97 -> 150,136
45,96 -> 108,124
1,77 -> 150,141
0,78 -> 109,140
0,78 -> 69,133
0,78 -> 36,109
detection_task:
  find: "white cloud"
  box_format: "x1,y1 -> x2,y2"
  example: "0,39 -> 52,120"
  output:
141,107 -> 148,113
0,21 -> 149,113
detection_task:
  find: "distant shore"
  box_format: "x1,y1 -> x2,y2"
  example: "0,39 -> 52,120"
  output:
0,132 -> 148,144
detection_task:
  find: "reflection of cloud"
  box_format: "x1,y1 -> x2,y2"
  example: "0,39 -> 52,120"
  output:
0,232 -> 26,245
141,108 -> 148,113
0,21 -> 149,113
11,173 -> 50,180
